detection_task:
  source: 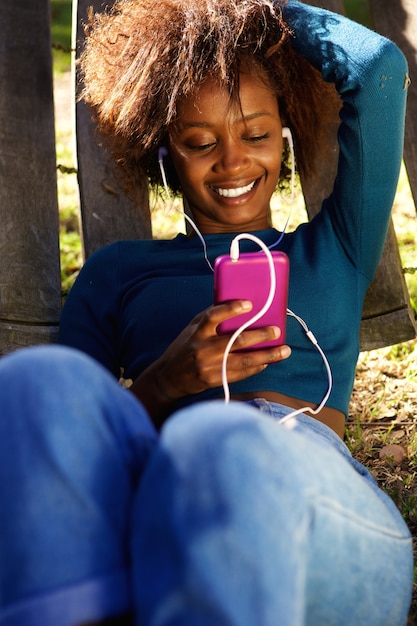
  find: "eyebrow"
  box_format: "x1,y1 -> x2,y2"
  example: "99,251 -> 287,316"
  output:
178,111 -> 276,131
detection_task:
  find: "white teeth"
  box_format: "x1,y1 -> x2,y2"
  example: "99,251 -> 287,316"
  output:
213,181 -> 256,198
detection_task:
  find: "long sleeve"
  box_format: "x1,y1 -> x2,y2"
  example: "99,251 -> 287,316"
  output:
60,243 -> 122,377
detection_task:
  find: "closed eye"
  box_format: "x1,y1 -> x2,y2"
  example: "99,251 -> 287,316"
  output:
245,133 -> 269,143
187,142 -> 216,152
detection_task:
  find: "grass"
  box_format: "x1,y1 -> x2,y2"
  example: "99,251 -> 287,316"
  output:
343,0 -> 373,26
394,174 -> 417,311
50,0 -> 73,74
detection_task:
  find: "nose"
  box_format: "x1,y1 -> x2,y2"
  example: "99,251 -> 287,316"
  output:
214,138 -> 250,175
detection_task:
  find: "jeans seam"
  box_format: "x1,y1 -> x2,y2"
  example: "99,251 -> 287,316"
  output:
314,495 -> 411,540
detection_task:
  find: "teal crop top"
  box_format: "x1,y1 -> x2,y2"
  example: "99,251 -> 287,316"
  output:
60,0 -> 408,419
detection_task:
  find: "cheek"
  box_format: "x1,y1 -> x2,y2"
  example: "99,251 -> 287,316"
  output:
264,152 -> 282,182
255,140 -> 282,171
171,155 -> 206,191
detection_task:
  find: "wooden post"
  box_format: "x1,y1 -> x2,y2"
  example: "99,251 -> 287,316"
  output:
73,0 -> 151,260
0,0 -> 61,354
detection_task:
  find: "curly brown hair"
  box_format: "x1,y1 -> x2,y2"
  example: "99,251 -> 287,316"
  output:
80,0 -> 337,205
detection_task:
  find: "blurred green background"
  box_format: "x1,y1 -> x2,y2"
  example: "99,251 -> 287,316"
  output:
50,0 -> 72,74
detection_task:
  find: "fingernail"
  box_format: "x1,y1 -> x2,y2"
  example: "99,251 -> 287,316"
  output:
281,345 -> 291,358
241,300 -> 253,311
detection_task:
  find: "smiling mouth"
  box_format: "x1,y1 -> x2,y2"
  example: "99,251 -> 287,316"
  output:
210,180 -> 258,198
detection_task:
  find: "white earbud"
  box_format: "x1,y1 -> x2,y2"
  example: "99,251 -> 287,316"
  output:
281,126 -> 295,203
158,145 -> 168,166
282,126 -> 293,147
158,145 -> 171,195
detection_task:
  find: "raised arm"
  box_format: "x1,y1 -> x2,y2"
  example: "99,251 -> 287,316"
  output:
282,0 -> 409,279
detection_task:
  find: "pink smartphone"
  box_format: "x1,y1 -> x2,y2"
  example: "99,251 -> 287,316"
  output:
213,251 -> 289,349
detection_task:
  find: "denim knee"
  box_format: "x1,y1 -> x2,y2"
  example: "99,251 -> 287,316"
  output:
131,400 -> 413,626
0,345 -> 156,620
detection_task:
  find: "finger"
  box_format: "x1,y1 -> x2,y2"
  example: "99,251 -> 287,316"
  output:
230,325 -> 281,350
190,342 -> 291,390
227,343 -> 292,373
195,300 -> 253,337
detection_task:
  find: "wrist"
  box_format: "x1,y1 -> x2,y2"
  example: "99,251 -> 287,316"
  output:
130,364 -> 178,430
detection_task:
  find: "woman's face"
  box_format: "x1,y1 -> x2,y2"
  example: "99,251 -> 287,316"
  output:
168,71 -> 283,234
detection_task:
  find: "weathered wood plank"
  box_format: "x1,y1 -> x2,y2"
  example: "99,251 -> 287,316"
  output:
360,308 -> 417,352
363,222 -> 412,318
0,0 -> 61,354
360,221 -> 416,349
369,0 -> 417,214
0,323 -> 60,354
74,0 -> 152,259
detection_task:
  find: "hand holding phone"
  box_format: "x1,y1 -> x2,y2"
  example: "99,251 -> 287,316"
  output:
213,251 -> 289,350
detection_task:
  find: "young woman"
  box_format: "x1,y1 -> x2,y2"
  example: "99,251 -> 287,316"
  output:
0,1 -> 413,624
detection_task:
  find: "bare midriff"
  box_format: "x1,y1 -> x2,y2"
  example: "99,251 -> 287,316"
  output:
231,390 -> 346,439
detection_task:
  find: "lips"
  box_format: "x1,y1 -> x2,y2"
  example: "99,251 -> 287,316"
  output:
210,179 -> 258,198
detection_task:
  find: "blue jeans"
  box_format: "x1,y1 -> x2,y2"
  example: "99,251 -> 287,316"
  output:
0,346 -> 413,626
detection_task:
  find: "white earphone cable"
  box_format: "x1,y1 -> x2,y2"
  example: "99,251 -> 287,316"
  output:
268,126 -> 295,250
158,149 -> 214,271
221,234 -> 277,403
